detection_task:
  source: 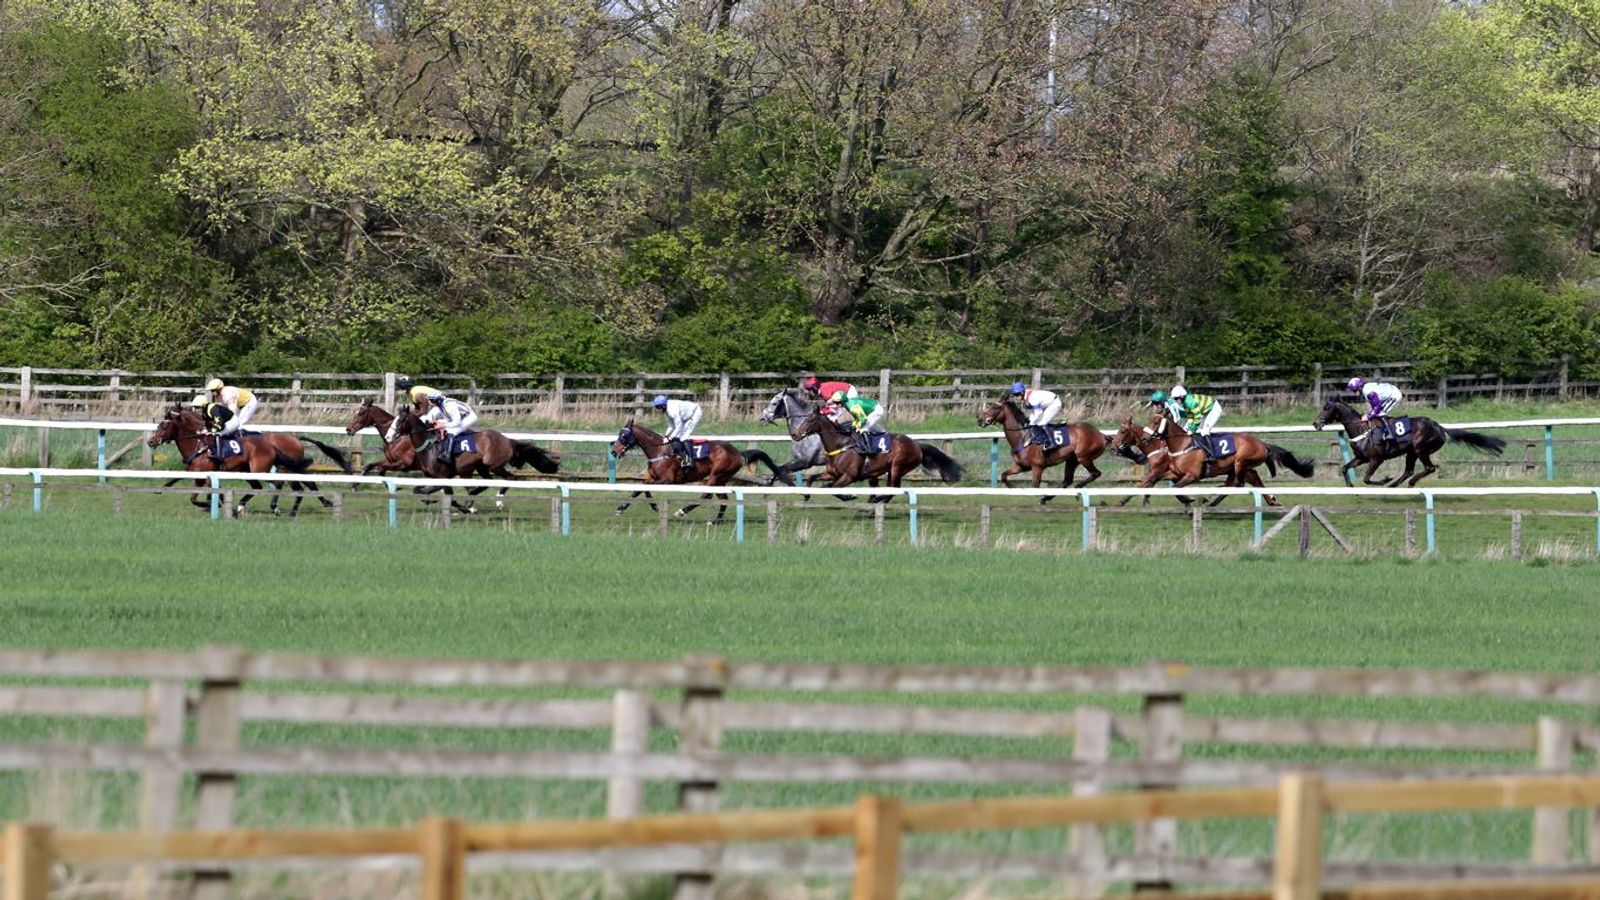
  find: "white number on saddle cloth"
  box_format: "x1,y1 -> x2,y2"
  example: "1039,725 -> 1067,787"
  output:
227,440 -> 242,455
1392,419 -> 1408,436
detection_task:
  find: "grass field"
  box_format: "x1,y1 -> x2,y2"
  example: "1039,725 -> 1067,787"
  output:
4,501 -> 1600,891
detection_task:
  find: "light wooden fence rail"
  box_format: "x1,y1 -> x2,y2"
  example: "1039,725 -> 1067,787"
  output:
6,774 -> 1600,900
1,649 -> 1600,896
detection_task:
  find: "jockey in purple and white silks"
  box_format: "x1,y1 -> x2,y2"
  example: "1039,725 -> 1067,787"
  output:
1348,377 -> 1403,445
1010,381 -> 1061,446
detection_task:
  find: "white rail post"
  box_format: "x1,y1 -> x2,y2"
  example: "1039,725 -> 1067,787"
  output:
19,365 -> 31,409
878,368 -> 892,407
383,372 -> 396,409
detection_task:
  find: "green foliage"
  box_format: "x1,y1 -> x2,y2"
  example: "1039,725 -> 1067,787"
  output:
387,306 -> 620,377
1213,287 -> 1366,371
1410,275 -> 1600,378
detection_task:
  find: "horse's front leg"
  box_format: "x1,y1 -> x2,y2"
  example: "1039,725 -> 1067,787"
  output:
1208,469 -> 1237,507
1361,457 -> 1389,486
1386,451 -> 1417,488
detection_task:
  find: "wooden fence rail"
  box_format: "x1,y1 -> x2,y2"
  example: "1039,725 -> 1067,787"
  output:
7,774 -> 1600,900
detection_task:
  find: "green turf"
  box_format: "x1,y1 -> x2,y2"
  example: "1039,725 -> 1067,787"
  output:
3,509 -> 1598,882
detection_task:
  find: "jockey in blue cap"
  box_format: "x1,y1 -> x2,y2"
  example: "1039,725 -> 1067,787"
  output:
654,394 -> 703,466
1009,381 -> 1062,447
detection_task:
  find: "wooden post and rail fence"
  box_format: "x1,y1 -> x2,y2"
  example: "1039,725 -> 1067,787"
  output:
7,773 -> 1600,900
3,649 -> 1600,894
0,357 -> 1591,420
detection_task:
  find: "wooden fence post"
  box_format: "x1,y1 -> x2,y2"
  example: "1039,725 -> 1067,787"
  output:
1071,706 -> 1112,900
1191,507 -> 1203,552
1298,508 -> 1311,557
1437,375 -> 1449,409
874,503 -> 885,549
766,499 -> 779,542
191,646 -> 244,900
1272,773 -> 1325,900
38,427 -> 48,468
141,681 -> 186,831
19,366 -> 31,410
717,373 -> 731,419
552,373 -> 566,420
3,823 -> 52,900
1512,511 -> 1524,561
608,690 -> 649,819
675,655 -> 727,900
418,816 -> 466,900
1533,717 -> 1575,865
1134,691 -> 1184,892
1560,354 -> 1571,400
109,373 -> 121,405
979,504 -> 992,549
879,369 -> 892,408
1311,363 -> 1323,407
1404,509 -> 1417,556
851,795 -> 903,900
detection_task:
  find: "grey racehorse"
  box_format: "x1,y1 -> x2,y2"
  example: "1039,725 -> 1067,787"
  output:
758,388 -> 828,485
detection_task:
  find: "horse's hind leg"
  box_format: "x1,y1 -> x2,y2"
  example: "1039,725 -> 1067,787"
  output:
1361,459 -> 1390,486
1073,458 -> 1103,490
1385,452 -> 1417,487
1407,451 -> 1439,486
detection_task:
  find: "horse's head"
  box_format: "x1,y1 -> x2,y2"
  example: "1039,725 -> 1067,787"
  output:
977,399 -> 1004,428
1109,417 -> 1151,463
1312,397 -> 1347,431
793,411 -> 830,439
611,420 -> 637,458
759,389 -> 791,425
393,404 -> 430,441
147,408 -> 183,447
345,398 -> 377,435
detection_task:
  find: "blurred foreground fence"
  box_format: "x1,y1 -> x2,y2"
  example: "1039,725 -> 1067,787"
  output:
0,357 -> 1592,420
7,774 -> 1600,900
3,648 -> 1600,896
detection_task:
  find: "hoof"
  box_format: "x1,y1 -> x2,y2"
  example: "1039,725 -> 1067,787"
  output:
673,508 -> 688,519
613,509 -> 626,517
494,499 -> 505,510
235,506 -> 248,517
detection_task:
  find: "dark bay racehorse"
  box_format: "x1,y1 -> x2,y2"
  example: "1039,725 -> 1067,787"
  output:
1313,398 -> 1505,487
392,406 -> 559,513
610,419 -> 786,520
146,406 -> 351,516
793,412 -> 963,500
977,397 -> 1106,503
757,388 -> 822,485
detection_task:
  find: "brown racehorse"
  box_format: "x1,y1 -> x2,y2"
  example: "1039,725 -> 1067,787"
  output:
146,406 -> 351,516
1139,410 -> 1313,506
344,399 -> 416,476
977,397 -> 1106,503
1312,398 -> 1505,487
792,412 -> 964,501
391,405 -> 559,513
1108,416 -> 1201,507
609,419 -> 786,520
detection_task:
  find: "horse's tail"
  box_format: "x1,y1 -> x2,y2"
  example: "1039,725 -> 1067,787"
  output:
1266,444 -> 1315,479
917,444 -> 964,483
742,449 -> 794,486
511,440 -> 560,474
301,437 -> 354,474
1446,429 -> 1507,456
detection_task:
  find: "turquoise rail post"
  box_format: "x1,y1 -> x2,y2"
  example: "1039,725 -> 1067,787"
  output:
384,479 -> 398,529
1593,490 -> 1600,555
734,490 -> 745,543
795,471 -> 804,488
30,471 -> 42,513
1337,433 -> 1352,467
908,491 -> 919,547
560,485 -> 571,536
1080,493 -> 1093,552
1545,426 -> 1555,481
96,429 -> 106,483
1423,492 -> 1436,556
607,449 -> 617,484
990,437 -> 1000,487
208,474 -> 221,521
1251,490 -> 1264,546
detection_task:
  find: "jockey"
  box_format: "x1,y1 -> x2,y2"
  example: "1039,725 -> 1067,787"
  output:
654,394 -> 703,466
191,395 -> 233,461
205,378 -> 258,436
1348,377 -> 1403,444
1176,388 -> 1223,458
386,375 -> 443,440
1150,390 -> 1183,426
831,390 -> 886,451
1009,381 -> 1061,447
420,390 -> 479,464
801,375 -> 858,403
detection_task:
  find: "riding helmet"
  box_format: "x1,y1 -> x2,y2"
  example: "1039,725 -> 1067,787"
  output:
1150,391 -> 1167,404
1347,376 -> 1366,392
205,377 -> 224,392
652,394 -> 669,408
1010,381 -> 1027,395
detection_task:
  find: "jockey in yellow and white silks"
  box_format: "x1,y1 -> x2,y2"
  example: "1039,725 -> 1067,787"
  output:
205,378 -> 258,435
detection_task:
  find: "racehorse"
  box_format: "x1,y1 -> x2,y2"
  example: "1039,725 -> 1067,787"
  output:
1312,398 -> 1505,487
609,419 -> 787,520
792,411 -> 964,499
1108,416 -> 1200,507
757,388 -> 823,485
1111,412 -> 1313,506
344,399 -> 417,476
146,406 -> 352,516
391,406 -> 559,513
977,397 -> 1106,502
